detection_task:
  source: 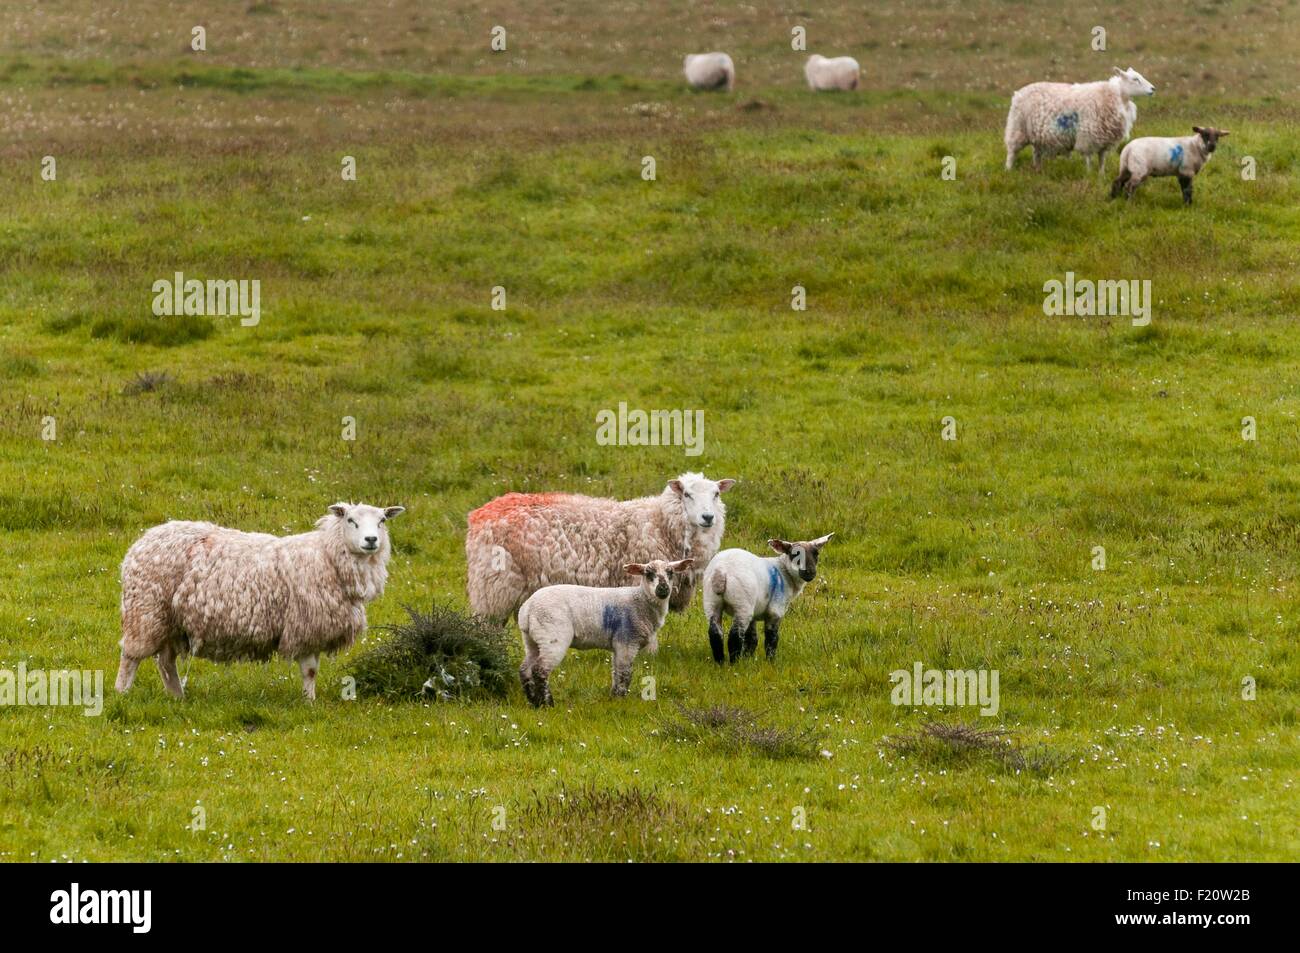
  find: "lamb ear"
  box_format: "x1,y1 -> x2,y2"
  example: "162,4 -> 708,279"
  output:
811,533 -> 834,549
384,506 -> 406,519
329,503 -> 348,518
671,558 -> 694,572
717,478 -> 737,492
624,563 -> 645,576
768,538 -> 791,555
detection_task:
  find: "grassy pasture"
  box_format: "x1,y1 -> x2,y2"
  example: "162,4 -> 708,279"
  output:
0,1 -> 1297,861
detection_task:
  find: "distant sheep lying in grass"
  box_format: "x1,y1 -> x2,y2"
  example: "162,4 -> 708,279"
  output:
684,52 -> 735,91
805,54 -> 860,91
117,502 -> 404,700
518,558 -> 693,705
703,534 -> 833,663
1111,126 -> 1229,204
465,472 -> 736,624
1005,67 -> 1154,174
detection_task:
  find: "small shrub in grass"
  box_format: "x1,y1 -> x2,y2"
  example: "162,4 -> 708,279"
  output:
883,722 -> 1067,775
347,604 -> 510,701
122,370 -> 173,395
657,703 -> 825,760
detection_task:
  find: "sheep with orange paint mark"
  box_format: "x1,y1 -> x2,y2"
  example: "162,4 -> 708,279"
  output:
465,473 -> 736,624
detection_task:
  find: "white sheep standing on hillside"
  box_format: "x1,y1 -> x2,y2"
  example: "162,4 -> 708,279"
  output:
1005,67 -> 1155,174
683,52 -> 735,92
465,472 -> 736,624
805,54 -> 860,91
703,533 -> 833,663
116,502 -> 404,700
518,558 -> 693,705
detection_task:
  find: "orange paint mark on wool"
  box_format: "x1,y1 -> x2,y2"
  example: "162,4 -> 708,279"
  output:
468,492 -> 567,527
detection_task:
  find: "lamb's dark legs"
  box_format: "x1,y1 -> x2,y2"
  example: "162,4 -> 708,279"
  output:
727,620 -> 746,664
1179,174 -> 1194,205
741,621 -> 758,657
708,619 -> 726,664
1110,168 -> 1130,199
764,619 -> 781,660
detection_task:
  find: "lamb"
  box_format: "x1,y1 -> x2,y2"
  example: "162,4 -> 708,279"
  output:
1005,67 -> 1154,175
683,52 -> 735,92
703,534 -> 833,663
116,502 -> 404,701
1111,126 -> 1229,205
804,54 -> 860,91
465,472 -> 736,624
518,558 -> 692,705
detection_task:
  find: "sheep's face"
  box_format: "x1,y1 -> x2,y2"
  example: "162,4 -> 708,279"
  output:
1114,67 -> 1155,97
770,533 -> 835,583
625,558 -> 694,601
329,502 -> 405,556
1193,126 -> 1229,154
668,473 -> 737,530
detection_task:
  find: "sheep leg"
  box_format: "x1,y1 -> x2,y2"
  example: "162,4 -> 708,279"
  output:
726,618 -> 748,664
764,618 -> 781,661
1124,174 -> 1143,200
1084,154 -> 1093,173
707,618 -> 726,664
610,642 -> 638,698
1110,169 -> 1131,199
741,620 -> 758,657
1179,175 -> 1194,205
1031,146 -> 1042,172
1096,150 -> 1108,177
156,642 -> 184,698
115,653 -> 142,693
298,654 -> 318,701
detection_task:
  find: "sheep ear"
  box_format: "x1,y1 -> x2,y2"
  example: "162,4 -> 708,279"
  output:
717,478 -> 737,492
1113,67 -> 1124,76
1192,126 -> 1202,134
811,533 -> 834,549
671,558 -> 694,572
384,506 -> 406,519
668,480 -> 684,495
624,563 -> 645,576
329,503 -> 348,518
768,538 -> 791,555
1219,130 -> 1229,137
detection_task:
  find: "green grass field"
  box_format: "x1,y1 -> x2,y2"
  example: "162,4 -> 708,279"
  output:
1,1 -> 1297,862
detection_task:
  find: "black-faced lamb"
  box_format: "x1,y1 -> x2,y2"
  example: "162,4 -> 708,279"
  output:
1111,126 -> 1229,204
702,534 -> 833,663
517,558 -> 693,706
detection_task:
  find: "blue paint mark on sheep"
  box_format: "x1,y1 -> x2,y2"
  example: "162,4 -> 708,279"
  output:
1055,111 -> 1079,132
768,564 -> 786,602
602,604 -> 635,642
1169,144 -> 1184,167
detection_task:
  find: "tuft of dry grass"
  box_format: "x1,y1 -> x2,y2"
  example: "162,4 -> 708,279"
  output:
883,722 -> 1067,775
660,703 -> 825,760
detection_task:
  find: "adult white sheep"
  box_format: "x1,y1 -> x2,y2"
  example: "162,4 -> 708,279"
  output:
465,472 -> 736,624
703,533 -> 833,663
683,52 -> 734,92
1004,67 -> 1154,174
116,502 -> 404,700
518,557 -> 693,706
804,54 -> 860,91
1111,126 -> 1229,204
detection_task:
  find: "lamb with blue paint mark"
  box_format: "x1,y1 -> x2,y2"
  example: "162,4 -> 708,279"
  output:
1005,67 -> 1155,174
517,558 -> 693,706
703,534 -> 833,664
1111,126 -> 1229,204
